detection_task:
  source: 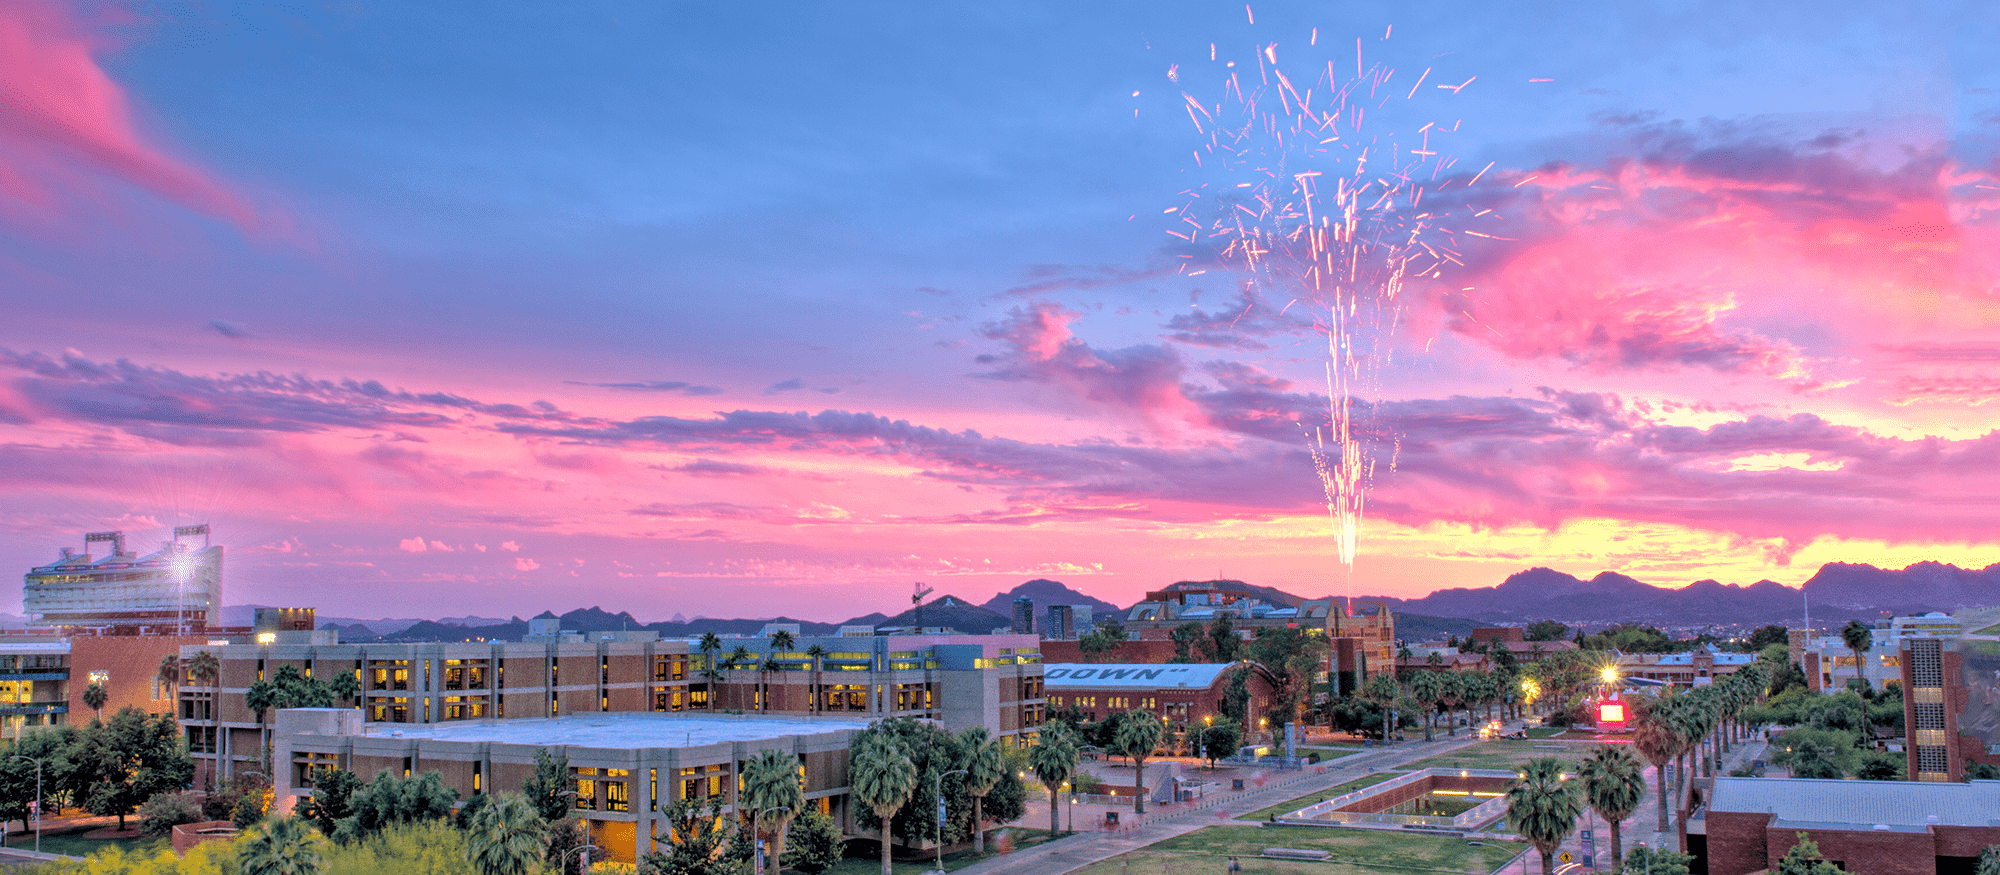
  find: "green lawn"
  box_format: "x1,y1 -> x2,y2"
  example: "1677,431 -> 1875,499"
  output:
1977,622 -> 2000,635
1398,739 -> 1599,773
1069,824 -> 1525,875
821,828 -> 1059,875
1522,727 -> 1563,738
5,827 -> 168,859
1237,773 -> 1403,821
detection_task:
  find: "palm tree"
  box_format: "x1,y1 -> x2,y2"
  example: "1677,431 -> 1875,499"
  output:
767,631 -> 798,715
328,669 -> 360,708
464,793 -> 546,875
1438,671 -> 1467,736
246,679 -> 281,752
1632,696 -> 1687,832
742,748 -> 805,875
236,816 -> 329,875
849,733 -> 918,875
1409,670 -> 1445,741
1359,674 -> 1403,743
157,654 -> 182,699
698,632 -> 724,687
82,683 -> 107,720
805,645 -> 828,714
189,650 -> 220,686
1506,757 -> 1583,875
1841,620 -> 1873,689
1576,745 -> 1645,866
727,646 -> 752,709
960,728 -> 1004,853
760,657 -> 783,713
1112,711 -> 1164,814
1029,724 -> 1078,835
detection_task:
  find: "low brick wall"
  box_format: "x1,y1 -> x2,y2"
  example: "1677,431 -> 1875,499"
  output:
172,821 -> 238,856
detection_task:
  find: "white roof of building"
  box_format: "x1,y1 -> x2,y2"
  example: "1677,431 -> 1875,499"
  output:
1042,663 -> 1234,690
361,713 -> 869,748
1709,777 -> 2000,828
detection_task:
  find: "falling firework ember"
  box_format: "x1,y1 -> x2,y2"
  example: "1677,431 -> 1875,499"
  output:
1164,22 -> 1481,574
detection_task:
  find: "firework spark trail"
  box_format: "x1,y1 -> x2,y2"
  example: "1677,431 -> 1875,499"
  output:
1167,27 -> 1479,578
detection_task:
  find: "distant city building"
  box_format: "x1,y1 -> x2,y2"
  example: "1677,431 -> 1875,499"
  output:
1046,604 -> 1074,639
1011,596 -> 1035,635
24,527 -> 221,631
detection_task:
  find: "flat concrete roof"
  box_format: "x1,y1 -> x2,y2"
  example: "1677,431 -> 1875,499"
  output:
361,713 -> 871,748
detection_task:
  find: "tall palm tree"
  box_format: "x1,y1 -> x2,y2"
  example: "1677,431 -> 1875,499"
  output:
1359,674 -> 1403,743
1631,696 -> 1686,832
82,683 -> 107,721
760,657 -> 783,713
157,654 -> 181,700
850,733 -> 918,875
246,679 -> 281,753
767,631 -> 798,715
1409,670 -> 1445,741
960,728 -> 1004,853
1506,757 -> 1583,875
742,748 -> 805,875
1029,724 -> 1078,835
189,650 -> 220,686
464,793 -> 546,875
1576,745 -> 1645,867
1113,711 -> 1164,814
328,669 -> 360,708
698,632 -> 724,687
805,645 -> 828,714
727,646 -> 753,709
1841,620 -> 1873,689
236,816 -> 328,875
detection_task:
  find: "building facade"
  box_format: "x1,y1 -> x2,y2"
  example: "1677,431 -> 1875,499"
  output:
1123,589 -> 1395,690
181,632 -> 1045,783
1901,636 -> 2000,783
1042,662 -> 1274,733
1690,777 -> 2000,875
24,527 -> 221,631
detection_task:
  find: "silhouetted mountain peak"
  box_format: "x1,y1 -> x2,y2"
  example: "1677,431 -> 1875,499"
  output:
979,579 -> 1122,617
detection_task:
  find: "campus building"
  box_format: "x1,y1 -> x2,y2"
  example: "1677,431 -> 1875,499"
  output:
1689,777 -> 2000,875
1041,662 -> 1273,731
1800,612 -> 1968,693
23,527 -> 221,631
1613,645 -> 1757,688
272,708 -> 866,867
1900,636 -> 2000,783
1122,584 -> 1395,690
181,632 -> 1045,784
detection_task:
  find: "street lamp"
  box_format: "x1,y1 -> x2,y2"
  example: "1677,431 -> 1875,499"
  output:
1635,841 -> 1649,875
10,756 -> 39,855
1068,794 -> 1077,833
561,842 -> 602,875
930,769 -> 966,875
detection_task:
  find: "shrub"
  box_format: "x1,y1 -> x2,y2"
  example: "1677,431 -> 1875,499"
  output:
138,791 -> 205,836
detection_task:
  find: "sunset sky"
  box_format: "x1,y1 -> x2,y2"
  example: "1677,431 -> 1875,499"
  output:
3,1 -> 1998,622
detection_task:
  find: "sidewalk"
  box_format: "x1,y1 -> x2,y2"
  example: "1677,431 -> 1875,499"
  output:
958,730 -> 1491,875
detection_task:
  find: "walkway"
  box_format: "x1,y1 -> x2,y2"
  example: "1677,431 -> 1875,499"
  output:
958,729 -> 1493,875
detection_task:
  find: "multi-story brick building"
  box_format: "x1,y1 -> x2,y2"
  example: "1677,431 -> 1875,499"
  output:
1689,776 -> 2000,875
1042,662 -> 1273,730
1122,586 -> 1395,692
181,632 -> 1045,783
1900,636 -> 2000,783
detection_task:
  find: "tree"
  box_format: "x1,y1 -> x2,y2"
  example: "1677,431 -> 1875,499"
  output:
1169,622 -> 1205,663
646,794 -> 733,875
1506,757 -> 1583,875
742,748 -> 805,875
1112,710 -> 1163,814
296,768 -> 360,837
76,707 -> 195,830
157,654 -> 182,699
1784,737 -> 1846,780
1631,696 -> 1688,832
1621,845 -> 1693,875
1409,671 -> 1446,741
1977,845 -> 2000,875
1840,620 -> 1873,689
1855,752 -> 1904,781
1524,621 -> 1569,642
188,650 -> 221,686
337,770 -> 458,842
698,632 -> 724,688
1198,722 -> 1242,768
1747,624 -> 1790,651
328,670 -> 360,707
960,728 -> 1004,853
781,809 -> 844,875
82,683 -> 107,720
1776,833 -> 1844,875
1078,621 -> 1128,656
237,816 -> 329,875
1577,745 -> 1645,866
246,679 -> 281,752
1243,627 -> 1330,729
1359,674 -> 1404,743
1029,723 -> 1078,835
138,791 -> 204,837
1204,615 -> 1239,662
849,731 -> 919,875
522,748 -> 573,822
464,793 -> 547,875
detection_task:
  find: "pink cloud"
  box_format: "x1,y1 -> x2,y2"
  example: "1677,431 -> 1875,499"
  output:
513,557 -> 539,571
398,537 -> 427,553
0,1 -> 268,234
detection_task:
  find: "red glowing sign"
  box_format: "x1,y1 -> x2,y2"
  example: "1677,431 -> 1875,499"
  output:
1600,702 -> 1625,724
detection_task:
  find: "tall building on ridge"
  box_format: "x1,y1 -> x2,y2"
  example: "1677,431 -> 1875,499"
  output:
24,526 -> 221,632
1011,596 -> 1035,634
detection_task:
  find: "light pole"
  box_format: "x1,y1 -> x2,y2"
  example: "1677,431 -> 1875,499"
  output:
10,756 -> 39,855
561,842 -> 602,875
932,768 -> 966,874
1635,841 -> 1649,875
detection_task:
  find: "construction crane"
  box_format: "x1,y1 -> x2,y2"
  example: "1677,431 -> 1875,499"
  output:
911,582 -> 934,630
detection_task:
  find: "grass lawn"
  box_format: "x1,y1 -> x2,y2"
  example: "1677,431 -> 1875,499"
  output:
1300,746 -> 1365,759
1237,773 -> 1403,821
1399,739 -> 1599,773
1069,824 -> 1525,875
1522,727 -> 1564,738
1978,622 -> 2000,635
822,828 -> 1060,875
6,827 -> 169,858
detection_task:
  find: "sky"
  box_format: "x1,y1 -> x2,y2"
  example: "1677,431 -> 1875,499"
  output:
3,0 -> 1999,622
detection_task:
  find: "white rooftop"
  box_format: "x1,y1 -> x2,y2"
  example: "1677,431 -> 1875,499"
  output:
1042,663 -> 1234,689
1709,777 -> 2000,828
361,713 -> 869,748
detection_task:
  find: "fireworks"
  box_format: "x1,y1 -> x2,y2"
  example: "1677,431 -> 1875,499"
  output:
1163,26 -> 1479,574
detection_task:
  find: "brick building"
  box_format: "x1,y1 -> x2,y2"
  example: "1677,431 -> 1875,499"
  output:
1121,586 -> 1395,692
1042,662 -> 1274,732
1690,777 -> 2000,875
1900,636 -> 2000,782
272,708 -> 866,867
182,632 -> 1045,783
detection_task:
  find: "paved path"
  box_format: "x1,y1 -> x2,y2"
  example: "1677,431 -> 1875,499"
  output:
959,730 -> 1494,875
